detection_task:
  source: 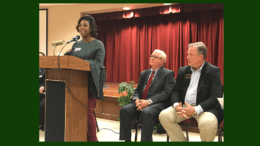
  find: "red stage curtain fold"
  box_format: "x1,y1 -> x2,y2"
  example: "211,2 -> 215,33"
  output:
96,9 -> 224,85
81,4 -> 222,21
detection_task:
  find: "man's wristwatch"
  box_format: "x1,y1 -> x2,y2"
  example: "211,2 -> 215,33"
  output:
147,100 -> 152,106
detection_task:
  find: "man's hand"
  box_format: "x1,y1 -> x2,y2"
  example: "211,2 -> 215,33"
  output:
135,100 -> 149,111
175,102 -> 182,113
140,100 -> 149,109
175,102 -> 189,119
135,99 -> 140,107
39,86 -> 45,94
135,99 -> 142,111
177,102 -> 196,119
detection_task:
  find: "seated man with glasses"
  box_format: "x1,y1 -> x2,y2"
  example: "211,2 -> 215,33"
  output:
150,55 -> 162,59
119,49 -> 176,142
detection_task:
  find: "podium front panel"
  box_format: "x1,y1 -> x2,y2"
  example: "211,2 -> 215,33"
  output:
45,68 -> 88,141
45,80 -> 66,142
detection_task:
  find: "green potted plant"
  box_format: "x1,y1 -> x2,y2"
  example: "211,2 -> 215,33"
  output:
117,81 -> 135,107
117,80 -> 137,129
154,123 -> 166,134
117,81 -> 135,121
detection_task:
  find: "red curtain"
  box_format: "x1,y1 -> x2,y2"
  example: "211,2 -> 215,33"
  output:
97,9 -> 224,85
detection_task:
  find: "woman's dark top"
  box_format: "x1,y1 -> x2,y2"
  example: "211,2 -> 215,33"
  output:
69,39 -> 105,65
65,39 -> 105,100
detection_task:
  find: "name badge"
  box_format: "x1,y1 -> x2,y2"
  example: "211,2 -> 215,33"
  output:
74,48 -> 81,51
185,74 -> 191,79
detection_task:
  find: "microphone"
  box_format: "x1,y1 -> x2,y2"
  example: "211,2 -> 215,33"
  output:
67,35 -> 80,44
52,40 -> 65,46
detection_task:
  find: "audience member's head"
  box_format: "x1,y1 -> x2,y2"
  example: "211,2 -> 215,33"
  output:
150,49 -> 167,69
187,42 -> 207,70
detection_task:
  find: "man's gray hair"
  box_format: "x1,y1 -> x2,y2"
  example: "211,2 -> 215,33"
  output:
188,42 -> 207,59
153,49 -> 167,64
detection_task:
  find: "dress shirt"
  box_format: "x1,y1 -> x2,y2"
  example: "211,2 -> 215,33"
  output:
173,62 -> 205,115
142,68 -> 159,91
133,67 -> 161,104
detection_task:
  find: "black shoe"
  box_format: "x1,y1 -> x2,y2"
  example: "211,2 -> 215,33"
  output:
40,126 -> 44,131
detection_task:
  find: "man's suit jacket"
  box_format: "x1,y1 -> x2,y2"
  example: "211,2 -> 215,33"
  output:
171,62 -> 223,123
132,66 -> 175,110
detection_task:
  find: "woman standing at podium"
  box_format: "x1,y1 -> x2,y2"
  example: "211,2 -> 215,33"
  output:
65,15 -> 105,142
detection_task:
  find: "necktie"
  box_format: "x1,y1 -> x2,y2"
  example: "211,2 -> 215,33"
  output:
141,71 -> 155,100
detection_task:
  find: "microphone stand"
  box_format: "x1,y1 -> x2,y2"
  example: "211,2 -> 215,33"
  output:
56,41 -> 88,110
53,45 -> 57,56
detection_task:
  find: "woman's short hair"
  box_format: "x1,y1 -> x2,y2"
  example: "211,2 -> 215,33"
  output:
153,49 -> 167,64
75,15 -> 98,38
188,42 -> 207,59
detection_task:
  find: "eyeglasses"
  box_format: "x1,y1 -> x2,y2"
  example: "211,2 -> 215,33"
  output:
150,55 -> 162,59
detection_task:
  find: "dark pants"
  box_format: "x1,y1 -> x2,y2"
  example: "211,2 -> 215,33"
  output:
87,91 -> 97,142
39,93 -> 45,130
119,103 -> 161,141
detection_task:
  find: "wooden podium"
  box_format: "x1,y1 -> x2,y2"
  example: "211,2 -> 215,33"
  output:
39,56 -> 90,142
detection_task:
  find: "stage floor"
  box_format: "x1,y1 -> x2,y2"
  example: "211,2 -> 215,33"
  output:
103,82 -> 137,97
94,82 -> 137,121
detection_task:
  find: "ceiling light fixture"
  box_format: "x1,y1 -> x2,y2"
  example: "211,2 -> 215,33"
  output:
123,7 -> 130,10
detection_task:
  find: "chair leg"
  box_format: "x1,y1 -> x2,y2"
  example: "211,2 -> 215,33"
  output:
218,129 -> 220,142
218,129 -> 223,142
93,110 -> 99,132
167,134 -> 169,142
218,125 -> 223,142
135,120 -> 139,142
185,125 -> 189,141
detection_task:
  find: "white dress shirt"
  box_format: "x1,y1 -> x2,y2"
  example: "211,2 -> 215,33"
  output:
173,62 -> 205,115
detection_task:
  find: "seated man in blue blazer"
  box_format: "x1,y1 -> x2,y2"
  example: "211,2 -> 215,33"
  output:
159,42 -> 223,141
119,49 -> 175,142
